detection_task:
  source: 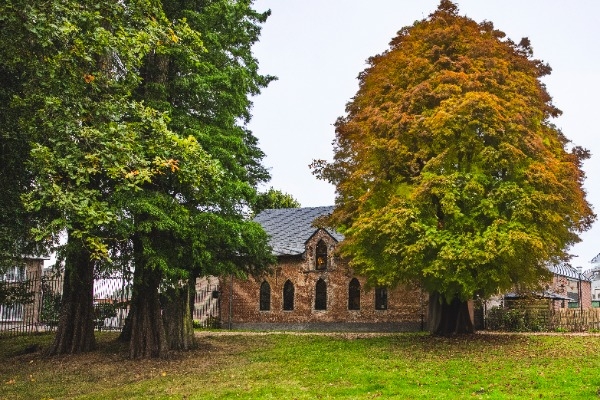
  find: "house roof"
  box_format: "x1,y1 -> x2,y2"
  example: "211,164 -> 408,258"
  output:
504,290 -> 573,301
254,206 -> 343,256
549,263 -> 590,282
591,253 -> 600,264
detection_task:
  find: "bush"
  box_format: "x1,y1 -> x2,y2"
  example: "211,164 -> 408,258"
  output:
40,281 -> 61,326
486,306 -> 549,332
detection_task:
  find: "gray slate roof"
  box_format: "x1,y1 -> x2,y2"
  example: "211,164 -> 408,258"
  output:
254,206 -> 344,256
549,263 -> 590,282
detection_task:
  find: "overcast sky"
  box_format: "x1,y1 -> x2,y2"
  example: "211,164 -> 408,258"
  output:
248,0 -> 600,269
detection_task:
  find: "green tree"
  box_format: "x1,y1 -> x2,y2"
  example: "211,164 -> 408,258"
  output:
118,0 -> 276,358
312,0 -> 595,335
253,187 -> 301,215
1,0 -> 275,358
0,0 -> 191,354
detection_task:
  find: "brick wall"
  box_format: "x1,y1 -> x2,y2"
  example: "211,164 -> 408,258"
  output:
551,275 -> 592,310
219,230 -> 428,331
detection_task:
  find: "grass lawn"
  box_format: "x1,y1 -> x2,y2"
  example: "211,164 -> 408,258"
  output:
1,331 -> 599,399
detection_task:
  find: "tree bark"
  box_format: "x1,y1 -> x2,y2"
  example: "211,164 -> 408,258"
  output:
163,277 -> 196,351
47,240 -> 96,355
127,262 -> 168,359
428,291 -> 474,336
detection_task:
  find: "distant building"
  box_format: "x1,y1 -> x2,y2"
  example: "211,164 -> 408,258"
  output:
0,256 -> 48,328
495,262 -> 591,311
583,253 -> 600,307
548,263 -> 591,310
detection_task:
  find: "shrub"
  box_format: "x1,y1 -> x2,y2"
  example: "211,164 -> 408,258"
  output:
486,306 -> 550,332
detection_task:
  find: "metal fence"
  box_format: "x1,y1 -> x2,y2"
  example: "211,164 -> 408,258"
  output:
193,283 -> 221,328
1,272 -> 222,336
0,272 -> 132,337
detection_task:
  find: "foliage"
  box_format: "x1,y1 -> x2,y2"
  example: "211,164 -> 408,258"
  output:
40,280 -> 62,326
1,0 -> 276,356
0,282 -> 33,307
312,1 -> 595,305
486,306 -> 547,332
0,0 -> 185,261
2,332 -> 600,398
114,0 -> 276,284
104,0 -> 277,357
252,187 -> 301,215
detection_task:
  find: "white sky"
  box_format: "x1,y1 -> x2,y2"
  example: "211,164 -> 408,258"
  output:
248,0 -> 600,269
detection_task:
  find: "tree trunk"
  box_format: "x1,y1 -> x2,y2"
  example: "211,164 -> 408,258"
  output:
47,241 -> 96,355
428,291 -> 474,336
163,277 -> 196,351
127,263 -> 168,359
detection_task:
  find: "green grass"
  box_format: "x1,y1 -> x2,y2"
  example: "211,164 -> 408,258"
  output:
1,332 -> 600,399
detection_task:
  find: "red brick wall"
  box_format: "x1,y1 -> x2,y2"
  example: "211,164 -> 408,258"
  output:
550,275 -> 592,310
219,230 -> 427,331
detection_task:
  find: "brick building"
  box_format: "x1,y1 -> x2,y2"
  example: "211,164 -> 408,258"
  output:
548,263 -> 592,310
497,262 -> 592,311
219,206 -> 427,331
584,253 -> 600,307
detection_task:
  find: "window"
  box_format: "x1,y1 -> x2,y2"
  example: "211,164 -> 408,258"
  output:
259,281 -> 271,311
315,240 -> 328,270
375,287 -> 388,310
315,279 -> 327,310
348,278 -> 361,310
0,304 -> 24,321
283,280 -> 294,311
2,266 -> 25,282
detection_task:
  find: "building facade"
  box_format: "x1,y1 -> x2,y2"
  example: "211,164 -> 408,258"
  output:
584,253 -> 600,307
219,206 -> 427,331
0,257 -> 47,329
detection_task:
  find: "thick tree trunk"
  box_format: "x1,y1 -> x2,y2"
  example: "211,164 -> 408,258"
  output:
163,278 -> 196,351
47,242 -> 96,355
127,263 -> 168,359
428,292 -> 474,336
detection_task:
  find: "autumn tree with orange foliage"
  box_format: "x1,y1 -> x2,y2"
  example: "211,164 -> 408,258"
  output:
312,0 -> 595,335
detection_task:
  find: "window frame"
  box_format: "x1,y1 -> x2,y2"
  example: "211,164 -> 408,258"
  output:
283,280 -> 295,311
1,265 -> 25,282
314,278 -> 327,310
259,281 -> 271,311
375,287 -> 388,310
348,278 -> 361,310
0,303 -> 24,321
315,240 -> 328,270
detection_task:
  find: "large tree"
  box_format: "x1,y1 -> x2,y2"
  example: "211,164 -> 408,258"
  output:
118,0 -> 276,358
0,0 -> 195,354
312,0 -> 595,335
2,0 -> 275,357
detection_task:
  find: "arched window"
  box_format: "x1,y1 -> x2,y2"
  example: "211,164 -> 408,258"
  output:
315,279 -> 327,310
259,281 -> 271,311
375,287 -> 388,310
283,280 -> 295,311
315,240 -> 328,270
348,278 -> 361,310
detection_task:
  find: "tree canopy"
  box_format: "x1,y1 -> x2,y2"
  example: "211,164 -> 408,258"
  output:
1,0 -> 276,356
312,0 -> 595,310
253,187 -> 301,215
